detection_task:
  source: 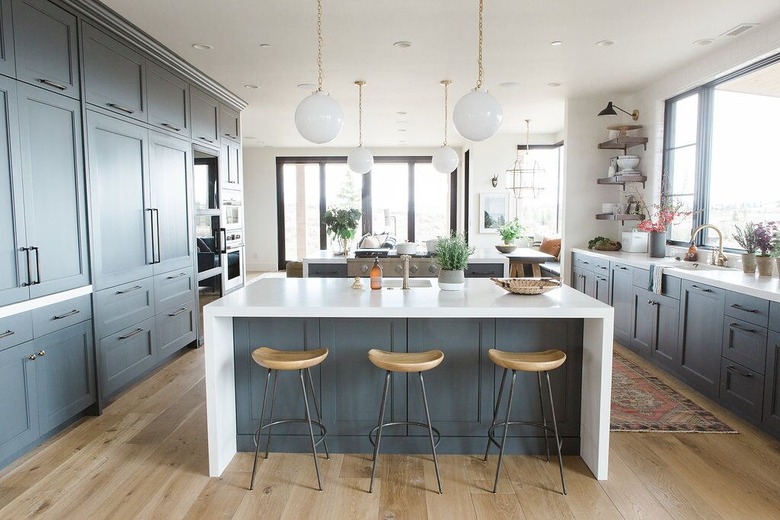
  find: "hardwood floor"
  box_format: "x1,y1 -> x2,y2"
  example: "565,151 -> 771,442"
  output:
1,343 -> 779,519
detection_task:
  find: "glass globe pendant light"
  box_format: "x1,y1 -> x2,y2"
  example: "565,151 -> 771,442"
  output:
347,81 -> 374,174
432,80 -> 460,174
294,0 -> 343,144
453,0 -> 502,142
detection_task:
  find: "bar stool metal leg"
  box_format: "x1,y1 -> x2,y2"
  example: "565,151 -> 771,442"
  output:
418,372 -> 442,494
264,369 -> 279,459
299,369 -> 323,491
537,372 -> 551,462
369,371 -> 391,493
484,367 -> 508,461
492,370 -> 517,494
306,367 -> 330,459
249,368 -> 273,490
546,371 -> 567,495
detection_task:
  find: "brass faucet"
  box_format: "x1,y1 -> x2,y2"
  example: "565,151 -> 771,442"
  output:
400,254 -> 411,290
691,224 -> 729,267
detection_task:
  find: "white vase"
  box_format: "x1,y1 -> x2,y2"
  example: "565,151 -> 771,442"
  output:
438,269 -> 465,291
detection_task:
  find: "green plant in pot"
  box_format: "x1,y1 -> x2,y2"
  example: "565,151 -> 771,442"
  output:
754,221 -> 778,276
771,229 -> 780,276
496,218 -> 524,253
435,233 -> 475,291
732,222 -> 757,274
322,206 -> 361,257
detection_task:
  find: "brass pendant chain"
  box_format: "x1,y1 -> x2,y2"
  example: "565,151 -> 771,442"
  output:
358,81 -> 364,146
524,119 -> 531,160
316,0 -> 323,92
441,80 -> 451,146
476,0 -> 484,89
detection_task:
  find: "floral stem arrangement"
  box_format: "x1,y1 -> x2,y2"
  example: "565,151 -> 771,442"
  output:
732,222 -> 758,254
435,233 -> 475,271
321,207 -> 361,256
634,183 -> 693,234
497,218 -> 524,244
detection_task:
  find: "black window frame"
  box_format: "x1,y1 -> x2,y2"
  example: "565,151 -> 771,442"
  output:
275,156 -> 457,269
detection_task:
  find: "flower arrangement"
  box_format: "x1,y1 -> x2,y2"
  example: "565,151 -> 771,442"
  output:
754,221 -> 778,257
633,179 -> 693,233
498,218 -> 524,244
732,222 -> 758,254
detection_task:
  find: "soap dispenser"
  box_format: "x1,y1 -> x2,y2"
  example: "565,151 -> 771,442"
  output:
684,241 -> 698,262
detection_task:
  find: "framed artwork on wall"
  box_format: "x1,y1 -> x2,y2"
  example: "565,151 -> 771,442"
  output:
479,192 -> 509,233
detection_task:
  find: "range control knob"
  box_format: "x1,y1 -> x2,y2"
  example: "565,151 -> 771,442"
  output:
428,265 -> 439,274
361,264 -> 369,273
394,264 -> 403,274
410,265 -> 419,274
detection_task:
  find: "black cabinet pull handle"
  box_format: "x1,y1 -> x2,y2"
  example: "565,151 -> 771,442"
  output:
0,330 -> 14,339
154,208 -> 162,264
315,270 -> 339,275
31,246 -> 41,285
147,208 -> 156,264
691,284 -> 713,293
198,136 -> 215,143
166,272 -> 188,279
726,365 -> 752,378
107,102 -> 135,114
118,328 -> 144,340
38,78 -> 67,90
224,133 -> 237,139
219,228 -> 227,254
115,285 -> 142,295
729,322 -> 757,334
53,309 -> 80,320
161,122 -> 182,132
167,307 -> 189,317
582,261 -> 590,265
20,246 -> 33,287
730,303 -> 758,313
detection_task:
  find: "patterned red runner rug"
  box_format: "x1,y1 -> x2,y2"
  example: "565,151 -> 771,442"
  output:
611,352 -> 737,433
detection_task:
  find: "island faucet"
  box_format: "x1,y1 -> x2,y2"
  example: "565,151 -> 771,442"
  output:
691,224 -> 729,267
400,254 -> 411,290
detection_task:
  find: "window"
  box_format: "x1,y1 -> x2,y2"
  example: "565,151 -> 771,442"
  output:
276,157 -> 455,268
665,55 -> 780,249
513,143 -> 563,237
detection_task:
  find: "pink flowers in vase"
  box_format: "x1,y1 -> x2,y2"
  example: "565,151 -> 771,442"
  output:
636,198 -> 692,233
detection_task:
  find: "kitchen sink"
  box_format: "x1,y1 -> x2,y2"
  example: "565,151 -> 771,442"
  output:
383,278 -> 433,288
669,262 -> 735,271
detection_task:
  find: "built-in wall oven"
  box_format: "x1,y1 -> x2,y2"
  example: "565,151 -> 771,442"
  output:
222,189 -> 243,230
224,230 -> 244,293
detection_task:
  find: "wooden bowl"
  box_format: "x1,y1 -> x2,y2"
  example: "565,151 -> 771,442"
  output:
495,244 -> 517,254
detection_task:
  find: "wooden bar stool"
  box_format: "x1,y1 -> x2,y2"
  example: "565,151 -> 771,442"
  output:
483,348 -> 567,495
249,347 -> 329,491
367,348 -> 445,494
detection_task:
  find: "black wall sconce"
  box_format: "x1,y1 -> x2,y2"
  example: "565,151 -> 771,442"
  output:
598,101 -> 639,121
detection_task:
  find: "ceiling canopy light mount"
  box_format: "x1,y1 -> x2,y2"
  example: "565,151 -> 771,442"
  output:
453,0 -> 502,142
347,81 -> 373,175
294,0 -> 343,144
432,80 -> 459,174
598,101 -> 639,121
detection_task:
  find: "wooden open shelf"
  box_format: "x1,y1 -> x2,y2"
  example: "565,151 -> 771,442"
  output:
595,213 -> 644,223
597,174 -> 647,189
598,136 -> 648,152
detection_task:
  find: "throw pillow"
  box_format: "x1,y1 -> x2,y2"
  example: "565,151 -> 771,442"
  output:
539,237 -> 561,260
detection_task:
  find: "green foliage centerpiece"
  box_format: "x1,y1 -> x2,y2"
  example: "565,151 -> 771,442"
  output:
435,233 -> 475,291
322,206 -> 361,256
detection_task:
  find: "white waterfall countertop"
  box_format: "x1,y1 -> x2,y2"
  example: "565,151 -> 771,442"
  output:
203,278 -> 614,481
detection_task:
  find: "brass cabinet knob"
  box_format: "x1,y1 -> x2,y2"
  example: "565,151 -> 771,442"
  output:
38,350 -> 45,356
28,354 -> 36,360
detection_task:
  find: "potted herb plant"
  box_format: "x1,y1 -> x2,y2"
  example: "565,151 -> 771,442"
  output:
496,218 -> 524,253
321,206 -> 361,257
772,229 -> 780,277
434,233 -> 475,291
754,221 -> 778,276
732,222 -> 758,274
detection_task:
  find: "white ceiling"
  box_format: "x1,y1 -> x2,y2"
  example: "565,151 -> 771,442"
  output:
102,0 -> 780,149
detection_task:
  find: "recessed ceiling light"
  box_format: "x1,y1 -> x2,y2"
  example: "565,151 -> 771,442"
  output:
693,38 -> 714,46
550,40 -> 563,46
192,43 -> 213,50
244,84 -> 259,89
499,82 -> 521,88
393,40 -> 412,48
259,43 -> 271,48
397,128 -> 407,132
595,39 -> 615,47
297,83 -> 317,90
397,111 -> 407,115
548,82 -> 561,87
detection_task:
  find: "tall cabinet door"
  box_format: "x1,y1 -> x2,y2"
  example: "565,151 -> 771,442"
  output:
0,76 -> 28,306
221,139 -> 241,188
87,111 -> 152,289
0,341 -> 39,462
17,84 -> 88,298
0,0 -> 15,78
149,131 -> 193,273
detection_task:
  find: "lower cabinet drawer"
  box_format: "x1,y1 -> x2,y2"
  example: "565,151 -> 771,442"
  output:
154,269 -> 195,311
308,263 -> 346,278
32,294 -> 92,338
465,263 -> 504,278
99,318 -> 157,396
0,312 -> 33,352
719,359 -> 764,422
156,304 -> 196,359
722,319 -> 767,373
95,279 -> 155,339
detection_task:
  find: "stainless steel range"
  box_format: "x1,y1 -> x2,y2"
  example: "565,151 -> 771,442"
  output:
347,256 -> 439,278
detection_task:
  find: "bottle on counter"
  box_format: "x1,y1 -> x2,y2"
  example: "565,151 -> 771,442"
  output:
370,257 -> 383,290
684,241 -> 698,262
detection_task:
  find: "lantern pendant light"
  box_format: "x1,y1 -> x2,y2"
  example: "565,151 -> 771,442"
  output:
294,0 -> 343,144
432,80 -> 460,174
453,0 -> 502,142
347,81 -> 374,174
506,119 -> 545,199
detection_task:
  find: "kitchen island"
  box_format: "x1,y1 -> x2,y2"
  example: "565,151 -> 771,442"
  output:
203,277 -> 614,480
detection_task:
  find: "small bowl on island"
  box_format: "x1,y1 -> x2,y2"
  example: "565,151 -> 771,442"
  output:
495,244 -> 517,254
